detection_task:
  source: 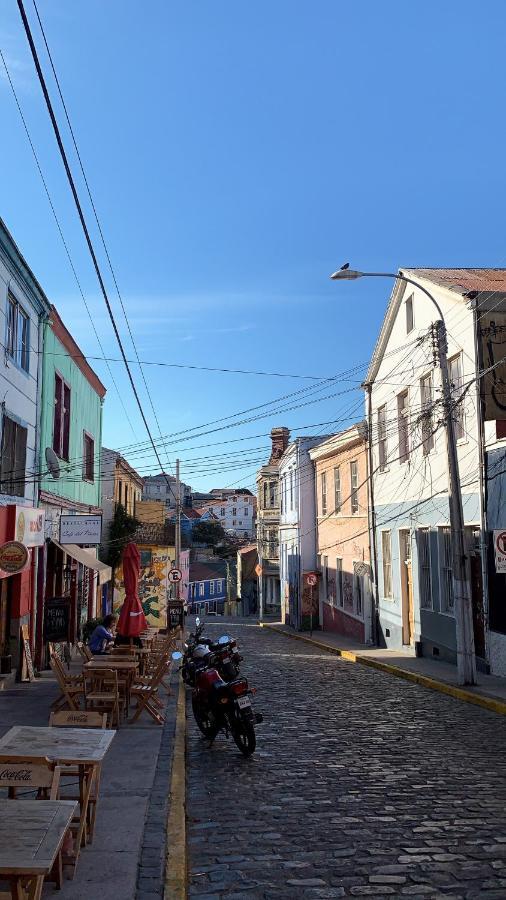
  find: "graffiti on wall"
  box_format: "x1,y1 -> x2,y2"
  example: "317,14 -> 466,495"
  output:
114,545 -> 171,627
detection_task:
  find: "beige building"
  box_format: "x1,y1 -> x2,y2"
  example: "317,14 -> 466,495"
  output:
309,423 -> 373,643
101,448 -> 144,543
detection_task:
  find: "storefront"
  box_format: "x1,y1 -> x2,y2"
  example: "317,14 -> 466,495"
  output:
0,505 -> 45,674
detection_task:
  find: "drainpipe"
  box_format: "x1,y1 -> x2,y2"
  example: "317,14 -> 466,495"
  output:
473,302 -> 490,666
365,383 -> 380,646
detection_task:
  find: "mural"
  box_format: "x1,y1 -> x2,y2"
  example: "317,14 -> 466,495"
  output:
113,544 -> 174,628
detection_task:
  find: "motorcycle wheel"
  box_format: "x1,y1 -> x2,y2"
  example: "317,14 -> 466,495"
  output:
230,717 -> 256,757
191,695 -> 216,739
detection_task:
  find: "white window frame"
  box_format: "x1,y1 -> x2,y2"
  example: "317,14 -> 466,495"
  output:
210,581 -> 215,595
199,583 -> 205,597
334,466 -> 341,514
377,404 -> 387,471
420,372 -> 434,456
397,389 -> 410,464
382,530 -> 393,599
350,460 -> 359,515
321,471 -> 327,516
405,293 -> 414,334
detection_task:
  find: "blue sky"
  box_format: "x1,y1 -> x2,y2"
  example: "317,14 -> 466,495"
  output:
1,1 -> 505,491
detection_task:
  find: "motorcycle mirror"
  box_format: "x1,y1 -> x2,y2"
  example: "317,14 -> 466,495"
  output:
218,635 -> 231,645
171,651 -> 183,661
195,617 -> 200,626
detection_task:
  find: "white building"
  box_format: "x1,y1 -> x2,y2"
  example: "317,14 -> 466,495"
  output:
279,436 -> 331,628
199,491 -> 256,539
256,427 -> 290,619
366,268 -> 506,675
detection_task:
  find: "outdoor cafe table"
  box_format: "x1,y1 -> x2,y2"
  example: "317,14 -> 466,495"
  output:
0,799 -> 77,899
0,726 -> 115,873
84,657 -> 139,714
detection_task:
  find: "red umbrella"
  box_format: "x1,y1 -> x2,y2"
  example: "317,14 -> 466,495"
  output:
117,542 -> 148,637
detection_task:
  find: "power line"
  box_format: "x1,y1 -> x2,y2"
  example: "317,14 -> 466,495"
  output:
17,0 -> 180,503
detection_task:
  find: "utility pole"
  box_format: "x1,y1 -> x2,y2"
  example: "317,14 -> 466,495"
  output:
435,320 -> 476,684
175,458 -> 181,604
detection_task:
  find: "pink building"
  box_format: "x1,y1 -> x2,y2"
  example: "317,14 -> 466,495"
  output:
309,423 -> 373,643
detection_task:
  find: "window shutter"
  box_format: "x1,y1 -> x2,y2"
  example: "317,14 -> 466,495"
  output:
53,375 -> 62,455
13,423 -> 27,498
0,416 -> 15,492
63,384 -> 71,461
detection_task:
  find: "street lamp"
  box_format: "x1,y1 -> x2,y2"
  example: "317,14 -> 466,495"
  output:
330,265 -> 477,685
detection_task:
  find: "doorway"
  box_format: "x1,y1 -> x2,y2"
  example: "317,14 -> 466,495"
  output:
467,528 -> 485,659
0,577 -> 11,655
399,530 -> 414,646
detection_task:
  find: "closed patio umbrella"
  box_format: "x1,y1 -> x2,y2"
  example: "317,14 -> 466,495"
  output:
116,542 -> 148,638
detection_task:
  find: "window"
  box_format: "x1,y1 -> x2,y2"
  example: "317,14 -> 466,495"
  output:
199,583 -> 205,597
83,432 -> 94,481
405,293 -> 414,333
269,481 -> 276,508
334,467 -> 341,514
53,374 -> 71,460
353,563 -> 363,617
217,580 -> 223,592
209,507 -> 214,514
6,294 -> 29,373
439,527 -> 454,614
448,352 -> 465,441
289,471 -> 294,510
335,558 -> 343,607
232,520 -> 236,526
418,529 -> 432,609
377,405 -> 387,471
382,531 -> 393,598
239,520 -> 242,525
322,555 -> 328,601
350,461 -> 359,514
244,507 -> 249,516
263,482 -> 268,509
221,507 -> 225,516
397,390 -> 409,463
0,415 -> 27,497
210,581 -> 215,595
232,507 -> 237,516
420,373 -> 434,455
321,471 -> 327,516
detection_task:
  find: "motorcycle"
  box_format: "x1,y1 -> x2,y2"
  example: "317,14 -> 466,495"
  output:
182,618 -> 242,685
173,647 -> 262,757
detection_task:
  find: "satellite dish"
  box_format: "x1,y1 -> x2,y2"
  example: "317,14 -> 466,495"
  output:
45,447 -> 60,480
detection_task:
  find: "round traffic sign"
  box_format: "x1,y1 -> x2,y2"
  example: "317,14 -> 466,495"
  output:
496,531 -> 506,556
168,568 -> 182,583
306,573 -> 318,587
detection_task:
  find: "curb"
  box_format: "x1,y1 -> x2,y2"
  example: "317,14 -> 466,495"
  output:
260,623 -> 506,717
164,675 -> 187,899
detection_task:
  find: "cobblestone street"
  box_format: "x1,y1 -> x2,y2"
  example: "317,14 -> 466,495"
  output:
186,623 -> 506,899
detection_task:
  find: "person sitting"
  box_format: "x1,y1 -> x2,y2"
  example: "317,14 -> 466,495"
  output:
88,614 -> 117,654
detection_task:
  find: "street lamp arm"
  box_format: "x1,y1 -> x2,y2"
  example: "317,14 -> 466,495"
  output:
358,272 -> 446,323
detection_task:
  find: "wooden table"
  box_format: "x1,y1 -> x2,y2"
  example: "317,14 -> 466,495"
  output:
0,727 -> 115,873
0,799 -> 77,899
84,658 -> 139,716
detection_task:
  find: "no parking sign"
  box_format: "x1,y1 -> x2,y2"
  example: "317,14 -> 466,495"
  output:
494,530 -> 506,573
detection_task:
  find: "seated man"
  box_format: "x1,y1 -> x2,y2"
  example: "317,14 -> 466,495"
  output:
88,614 -> 116,654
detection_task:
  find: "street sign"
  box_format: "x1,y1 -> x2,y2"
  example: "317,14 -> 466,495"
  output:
306,573 -> 318,587
494,530 -> 506,573
0,541 -> 28,575
168,568 -> 182,583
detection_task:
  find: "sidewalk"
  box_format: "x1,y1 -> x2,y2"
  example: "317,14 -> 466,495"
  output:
262,622 -> 506,715
0,661 -> 179,899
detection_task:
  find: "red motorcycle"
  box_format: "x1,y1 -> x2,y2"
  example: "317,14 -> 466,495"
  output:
173,648 -> 262,757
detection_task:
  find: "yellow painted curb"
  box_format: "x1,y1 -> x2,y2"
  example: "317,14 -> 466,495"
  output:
164,675 -> 187,899
260,622 -> 506,717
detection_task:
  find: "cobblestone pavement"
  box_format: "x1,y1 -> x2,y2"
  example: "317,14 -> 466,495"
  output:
186,623 -> 506,900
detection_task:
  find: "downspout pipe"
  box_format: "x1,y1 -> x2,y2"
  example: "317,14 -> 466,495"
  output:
365,382 -> 380,647
473,300 -> 490,667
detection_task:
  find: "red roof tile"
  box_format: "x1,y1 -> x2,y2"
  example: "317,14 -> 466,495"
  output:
407,268 -> 506,293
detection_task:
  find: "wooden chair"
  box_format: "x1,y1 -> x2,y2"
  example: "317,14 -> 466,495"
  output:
0,756 -> 65,889
130,655 -> 170,725
49,710 -> 107,843
50,655 -> 84,711
77,641 -> 93,662
84,668 -> 124,728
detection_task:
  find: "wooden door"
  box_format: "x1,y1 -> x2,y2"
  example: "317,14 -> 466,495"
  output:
0,578 -> 9,653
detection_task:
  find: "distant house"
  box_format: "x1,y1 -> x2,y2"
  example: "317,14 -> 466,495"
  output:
168,507 -> 201,540
188,562 -> 227,614
197,491 -> 257,539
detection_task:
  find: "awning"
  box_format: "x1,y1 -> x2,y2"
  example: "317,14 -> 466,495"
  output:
52,541 -> 112,585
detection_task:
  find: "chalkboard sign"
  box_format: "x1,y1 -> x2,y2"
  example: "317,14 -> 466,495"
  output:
20,624 -> 35,683
167,601 -> 183,630
44,597 -> 71,643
